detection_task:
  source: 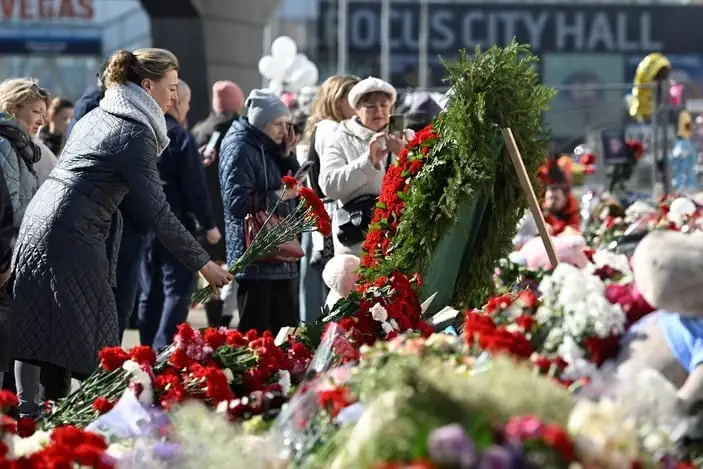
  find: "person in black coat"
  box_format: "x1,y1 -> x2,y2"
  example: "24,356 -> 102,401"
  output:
191,80 -> 244,328
11,48 -> 232,411
138,80 -> 220,350
0,167 -> 16,390
68,59 -> 150,340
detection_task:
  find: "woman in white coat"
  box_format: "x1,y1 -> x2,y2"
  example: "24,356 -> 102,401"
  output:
319,77 -> 405,256
297,75 -> 360,322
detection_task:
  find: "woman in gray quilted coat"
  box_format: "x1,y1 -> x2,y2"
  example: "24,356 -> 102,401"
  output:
0,78 -> 50,391
10,48 -> 232,415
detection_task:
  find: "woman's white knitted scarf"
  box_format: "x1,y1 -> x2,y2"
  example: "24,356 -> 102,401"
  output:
99,82 -> 170,155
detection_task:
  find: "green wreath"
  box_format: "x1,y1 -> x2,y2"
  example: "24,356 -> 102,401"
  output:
359,41 -> 555,310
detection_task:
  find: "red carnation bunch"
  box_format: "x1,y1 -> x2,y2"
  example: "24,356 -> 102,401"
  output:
333,271 -> 432,347
360,125 -> 439,272
281,176 -> 332,236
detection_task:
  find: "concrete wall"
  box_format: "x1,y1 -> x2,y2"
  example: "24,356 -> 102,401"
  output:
141,0 -> 281,123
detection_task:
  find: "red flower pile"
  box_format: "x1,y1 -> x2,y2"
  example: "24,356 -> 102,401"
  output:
282,175 -> 331,236
0,391 -> 113,468
360,125 -> 440,272
332,271 -> 433,347
462,292 -> 588,388
464,309 -> 534,360
154,324 -> 311,409
50,325 -> 313,429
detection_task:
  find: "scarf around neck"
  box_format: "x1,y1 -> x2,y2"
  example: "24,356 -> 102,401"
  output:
0,113 -> 41,172
99,82 -> 170,155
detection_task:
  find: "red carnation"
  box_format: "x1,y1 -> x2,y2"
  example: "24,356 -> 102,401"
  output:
129,345 -> 156,366
99,346 -> 130,372
583,335 -> 621,366
319,386 -> 351,418
281,175 -> 298,189
299,186 -> 332,236
541,424 -> 576,462
16,416 -> 36,438
515,314 -> 534,333
224,331 -> 246,348
175,323 -> 196,344
92,397 -> 115,415
204,328 -> 227,350
0,390 -> 19,411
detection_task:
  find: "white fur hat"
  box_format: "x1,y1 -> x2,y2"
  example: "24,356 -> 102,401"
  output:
347,77 -> 397,109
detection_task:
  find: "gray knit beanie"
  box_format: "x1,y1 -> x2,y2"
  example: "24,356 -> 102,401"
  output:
245,89 -> 289,130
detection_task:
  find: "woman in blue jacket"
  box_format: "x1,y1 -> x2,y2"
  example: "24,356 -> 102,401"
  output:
219,90 -> 299,334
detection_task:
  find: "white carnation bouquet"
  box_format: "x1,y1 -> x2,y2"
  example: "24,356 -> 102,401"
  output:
536,262 -> 627,378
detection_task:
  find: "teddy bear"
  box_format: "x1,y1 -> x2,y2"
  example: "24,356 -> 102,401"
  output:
509,230 -> 590,270
616,229 -> 703,414
322,254 -> 361,311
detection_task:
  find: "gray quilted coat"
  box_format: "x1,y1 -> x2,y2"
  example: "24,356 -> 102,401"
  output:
0,113 -> 39,230
11,83 -> 210,376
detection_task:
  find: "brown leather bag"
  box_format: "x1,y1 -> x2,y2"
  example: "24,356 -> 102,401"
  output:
245,210 -> 304,263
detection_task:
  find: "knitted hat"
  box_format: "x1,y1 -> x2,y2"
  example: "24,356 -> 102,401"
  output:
245,89 -> 289,130
212,80 -> 244,115
347,77 -> 396,109
632,230 -> 703,316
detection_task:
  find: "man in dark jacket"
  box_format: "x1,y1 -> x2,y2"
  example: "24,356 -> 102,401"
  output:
139,80 -> 219,350
66,60 -> 148,341
191,80 -> 244,328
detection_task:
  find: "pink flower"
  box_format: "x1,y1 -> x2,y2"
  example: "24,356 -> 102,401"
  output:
505,416 -> 545,440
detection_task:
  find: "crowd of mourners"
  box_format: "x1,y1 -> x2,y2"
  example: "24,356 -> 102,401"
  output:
0,47 -> 442,418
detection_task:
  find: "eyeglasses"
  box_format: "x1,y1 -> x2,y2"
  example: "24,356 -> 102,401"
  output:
31,83 -> 50,99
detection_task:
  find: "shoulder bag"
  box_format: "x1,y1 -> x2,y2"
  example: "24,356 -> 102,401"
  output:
334,153 -> 392,247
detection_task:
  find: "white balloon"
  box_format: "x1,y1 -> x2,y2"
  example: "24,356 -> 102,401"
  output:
267,80 -> 283,95
258,55 -> 281,80
290,61 -> 319,90
271,36 -> 297,69
286,54 -> 310,75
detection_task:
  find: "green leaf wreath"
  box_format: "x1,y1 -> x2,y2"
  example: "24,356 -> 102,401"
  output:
360,41 -> 555,309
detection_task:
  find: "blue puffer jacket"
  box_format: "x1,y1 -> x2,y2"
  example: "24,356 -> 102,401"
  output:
219,117 -> 299,281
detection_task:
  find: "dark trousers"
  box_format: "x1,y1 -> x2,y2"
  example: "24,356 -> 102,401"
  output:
138,234 -> 194,350
114,225 -> 147,342
237,278 -> 299,335
21,359 -> 89,401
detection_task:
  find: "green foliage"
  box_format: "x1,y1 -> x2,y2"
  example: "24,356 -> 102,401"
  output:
374,41 -> 555,308
298,355 -> 574,469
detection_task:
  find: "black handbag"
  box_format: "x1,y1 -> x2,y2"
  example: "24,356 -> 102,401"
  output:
335,194 -> 378,246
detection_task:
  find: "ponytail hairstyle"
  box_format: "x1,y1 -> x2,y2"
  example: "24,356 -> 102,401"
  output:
103,48 -> 179,89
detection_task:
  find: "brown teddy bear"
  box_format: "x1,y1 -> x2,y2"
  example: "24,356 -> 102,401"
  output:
617,230 -> 703,412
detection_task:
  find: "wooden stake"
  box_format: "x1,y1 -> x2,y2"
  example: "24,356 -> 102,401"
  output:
501,128 -> 560,267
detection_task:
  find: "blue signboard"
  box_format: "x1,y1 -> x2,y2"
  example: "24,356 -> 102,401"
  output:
317,1 -> 703,87
0,25 -> 101,55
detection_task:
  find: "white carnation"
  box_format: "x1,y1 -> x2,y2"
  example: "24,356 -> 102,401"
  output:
369,303 -> 388,322
277,370 -> 292,395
